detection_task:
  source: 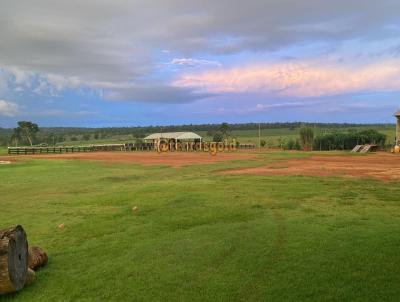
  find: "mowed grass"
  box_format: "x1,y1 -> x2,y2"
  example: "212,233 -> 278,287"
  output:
1,153 -> 400,301
0,147 -> 7,156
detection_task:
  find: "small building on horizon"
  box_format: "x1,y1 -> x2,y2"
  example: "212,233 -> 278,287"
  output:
144,131 -> 203,150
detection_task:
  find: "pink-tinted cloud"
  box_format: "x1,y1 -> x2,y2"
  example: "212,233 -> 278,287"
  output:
173,60 -> 400,97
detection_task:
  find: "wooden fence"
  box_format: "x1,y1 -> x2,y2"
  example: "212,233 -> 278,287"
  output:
8,142 -> 254,155
8,144 -> 125,155
238,143 -> 256,149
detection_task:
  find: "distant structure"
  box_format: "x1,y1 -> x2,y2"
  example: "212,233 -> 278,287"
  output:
144,131 -> 202,150
395,111 -> 400,146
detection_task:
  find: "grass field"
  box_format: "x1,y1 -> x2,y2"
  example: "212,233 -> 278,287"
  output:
1,152 -> 400,301
0,147 -> 7,156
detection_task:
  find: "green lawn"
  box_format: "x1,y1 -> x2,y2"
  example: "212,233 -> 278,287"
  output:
0,152 -> 399,301
0,147 -> 7,156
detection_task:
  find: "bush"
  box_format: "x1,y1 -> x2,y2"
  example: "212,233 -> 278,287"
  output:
299,126 -> 314,151
313,129 -> 386,151
285,139 -> 295,150
285,139 -> 301,150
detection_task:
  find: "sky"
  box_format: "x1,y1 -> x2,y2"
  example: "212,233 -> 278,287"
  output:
0,0 -> 400,128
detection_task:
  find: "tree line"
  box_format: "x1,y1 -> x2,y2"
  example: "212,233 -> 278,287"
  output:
0,121 -> 390,150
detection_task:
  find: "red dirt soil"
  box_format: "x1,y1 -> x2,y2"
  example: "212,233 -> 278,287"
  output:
2,151 -> 256,167
224,153 -> 400,181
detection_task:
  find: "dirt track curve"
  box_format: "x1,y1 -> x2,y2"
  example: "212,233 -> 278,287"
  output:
223,153 -> 400,181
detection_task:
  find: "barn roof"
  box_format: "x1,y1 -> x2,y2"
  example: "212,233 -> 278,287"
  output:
144,132 -> 202,140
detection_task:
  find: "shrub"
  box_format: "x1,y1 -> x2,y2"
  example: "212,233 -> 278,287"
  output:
299,126 -> 314,151
313,129 -> 386,151
285,139 -> 302,150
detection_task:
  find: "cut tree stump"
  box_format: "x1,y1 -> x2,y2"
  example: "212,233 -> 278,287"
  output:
0,225 -> 28,294
28,246 -> 48,270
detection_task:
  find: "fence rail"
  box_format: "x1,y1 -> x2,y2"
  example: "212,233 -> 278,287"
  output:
238,143 -> 256,149
8,144 -> 127,155
8,142 -> 254,155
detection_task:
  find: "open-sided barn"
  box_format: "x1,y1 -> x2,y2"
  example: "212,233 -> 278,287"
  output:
144,132 -> 203,151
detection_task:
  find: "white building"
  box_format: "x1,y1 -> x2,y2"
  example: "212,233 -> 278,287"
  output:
144,131 -> 203,150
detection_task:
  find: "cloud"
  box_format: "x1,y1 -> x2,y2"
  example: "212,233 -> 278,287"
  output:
169,58 -> 221,67
0,70 -> 8,94
0,0 -> 399,94
0,100 -> 18,117
254,101 -> 314,111
173,59 -> 400,98
102,84 -> 213,103
205,100 -> 319,115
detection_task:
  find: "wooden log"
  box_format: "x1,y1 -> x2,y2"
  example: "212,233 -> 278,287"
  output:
25,268 -> 35,286
0,225 -> 28,294
28,246 -> 48,270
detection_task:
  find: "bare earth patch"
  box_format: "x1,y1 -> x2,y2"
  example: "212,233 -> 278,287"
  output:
2,151 -> 256,167
224,153 -> 400,181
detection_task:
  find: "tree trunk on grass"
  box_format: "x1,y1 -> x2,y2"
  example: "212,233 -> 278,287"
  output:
0,225 -> 28,295
28,246 -> 48,270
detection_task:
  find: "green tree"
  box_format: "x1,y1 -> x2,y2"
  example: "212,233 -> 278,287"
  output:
10,128 -> 22,146
206,130 -> 214,138
277,137 -> 287,150
45,133 -> 56,146
57,134 -> 66,143
260,139 -> 266,147
294,139 -> 301,150
285,138 -> 295,150
219,122 -> 230,138
299,126 -> 314,151
213,133 -> 224,142
16,121 -> 39,146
